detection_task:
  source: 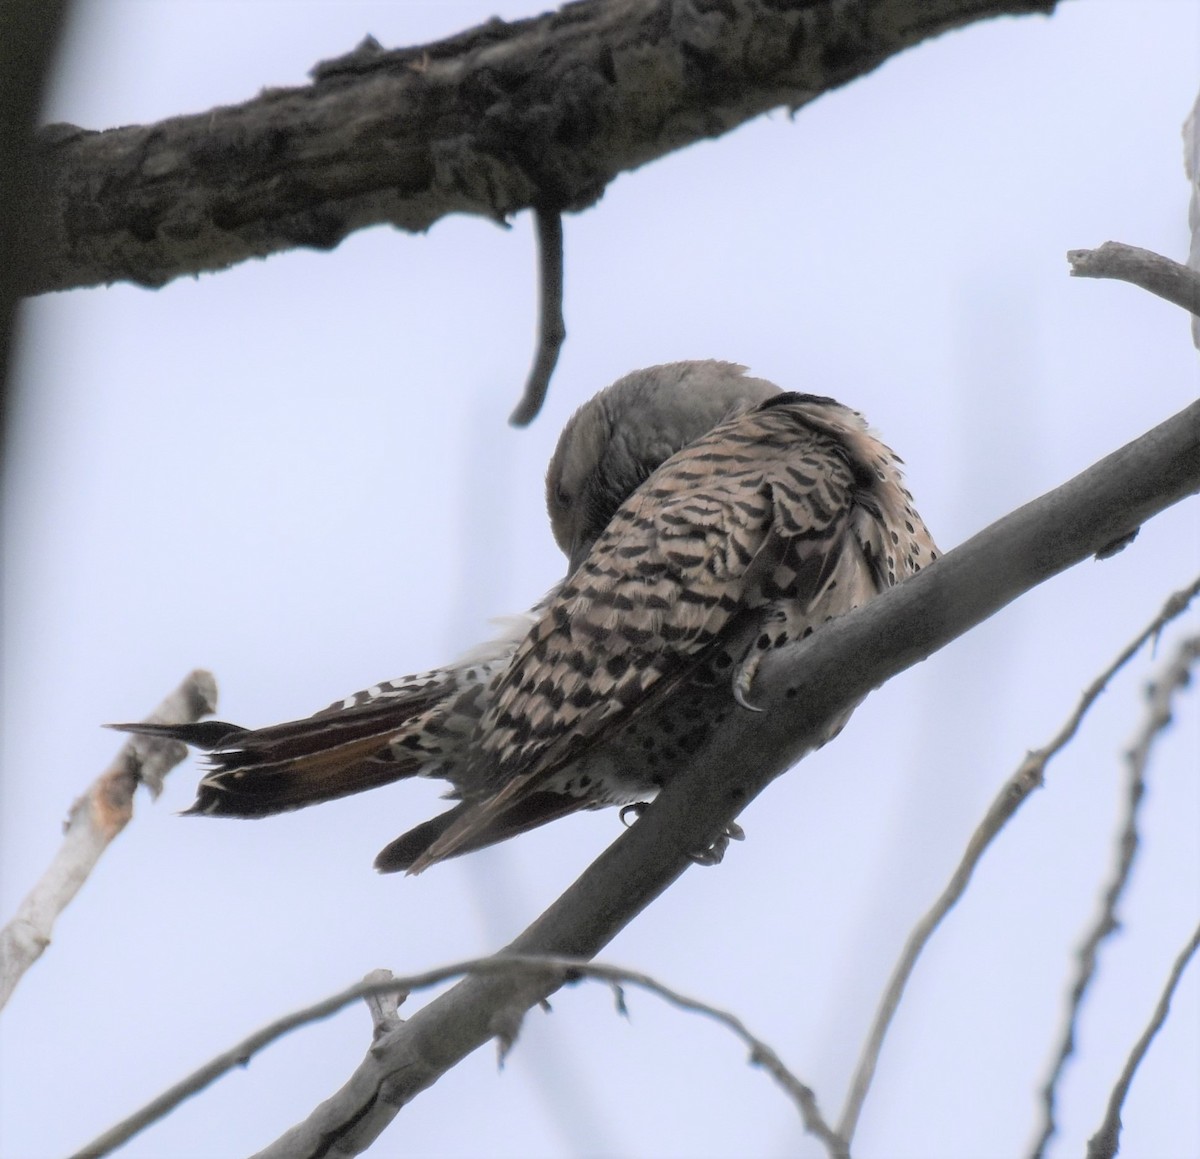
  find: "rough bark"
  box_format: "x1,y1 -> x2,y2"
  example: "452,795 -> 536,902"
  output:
26,0 -> 1056,296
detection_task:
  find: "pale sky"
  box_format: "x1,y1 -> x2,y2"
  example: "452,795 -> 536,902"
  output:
2,3 -> 1198,1157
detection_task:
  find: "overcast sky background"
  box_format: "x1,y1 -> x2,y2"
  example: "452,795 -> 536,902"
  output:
2,2 -> 1198,1157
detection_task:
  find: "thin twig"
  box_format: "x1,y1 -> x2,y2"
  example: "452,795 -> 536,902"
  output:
71,955 -> 843,1159
509,206 -> 565,427
1031,632 -> 1200,1159
837,578 -> 1200,1146
1086,922 -> 1200,1159
0,670 -> 218,1011
1067,242 -> 1200,318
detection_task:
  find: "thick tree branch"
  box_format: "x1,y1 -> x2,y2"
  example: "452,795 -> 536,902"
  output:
27,0 -> 1057,296
244,394 -> 1199,1157
0,670 -> 218,1011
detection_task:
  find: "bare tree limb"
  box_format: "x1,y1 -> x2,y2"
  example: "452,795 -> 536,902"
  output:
1031,632 -> 1200,1159
1185,91 -> 1200,348
26,0 -> 1058,297
839,582 -> 1200,1147
236,391 -> 1200,1158
509,206 -> 566,426
72,956 -> 841,1159
1085,922 -> 1200,1159
0,670 -> 218,1011
1068,242 -> 1200,318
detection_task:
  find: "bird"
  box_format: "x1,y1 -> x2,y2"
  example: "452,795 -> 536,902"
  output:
109,361 -> 788,868
394,386 -> 939,871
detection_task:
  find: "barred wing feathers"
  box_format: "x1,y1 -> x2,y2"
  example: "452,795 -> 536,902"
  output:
407,393 -> 874,869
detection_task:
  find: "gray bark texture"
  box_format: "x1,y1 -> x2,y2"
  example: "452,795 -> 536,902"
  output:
26,0 -> 1056,295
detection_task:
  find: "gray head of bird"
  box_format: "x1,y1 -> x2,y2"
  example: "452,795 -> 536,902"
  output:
545,360 -> 782,576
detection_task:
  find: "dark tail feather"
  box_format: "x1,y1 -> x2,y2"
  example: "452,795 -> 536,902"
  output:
108,693 -> 447,818
374,791 -> 587,874
185,750 -> 418,817
107,720 -> 248,748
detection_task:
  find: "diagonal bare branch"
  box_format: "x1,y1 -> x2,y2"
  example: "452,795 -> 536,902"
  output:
1031,631 -> 1200,1159
838,581 -> 1200,1146
1086,922 -> 1200,1159
0,670 -> 218,1011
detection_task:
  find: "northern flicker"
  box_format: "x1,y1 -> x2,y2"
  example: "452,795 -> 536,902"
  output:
110,362 -> 787,864
393,387 -> 939,871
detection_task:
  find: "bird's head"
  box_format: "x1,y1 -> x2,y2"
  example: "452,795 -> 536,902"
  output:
545,361 -> 781,575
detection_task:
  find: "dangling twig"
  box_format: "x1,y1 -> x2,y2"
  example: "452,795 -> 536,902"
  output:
509,206 -> 566,427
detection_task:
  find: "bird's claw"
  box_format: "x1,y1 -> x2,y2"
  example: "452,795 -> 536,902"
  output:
687,822 -> 746,866
619,802 -> 648,828
731,659 -> 765,712
619,804 -> 744,865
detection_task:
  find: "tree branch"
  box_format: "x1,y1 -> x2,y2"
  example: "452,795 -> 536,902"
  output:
1031,632 -> 1200,1159
73,956 -> 842,1159
0,670 -> 218,1011
1068,242 -> 1200,318
1185,90 -> 1200,348
27,0 -> 1057,296
237,393 -> 1199,1157
1086,922 -> 1200,1159
0,0 -> 73,455
509,206 -> 566,426
840,582 -> 1200,1148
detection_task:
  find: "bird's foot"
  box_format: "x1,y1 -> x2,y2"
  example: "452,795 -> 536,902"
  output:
619,802 -> 648,827
731,657 -> 765,712
619,803 -> 745,865
687,821 -> 746,866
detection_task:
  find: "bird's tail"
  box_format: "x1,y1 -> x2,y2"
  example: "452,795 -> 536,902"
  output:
373,790 -> 587,873
109,687 -> 453,818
